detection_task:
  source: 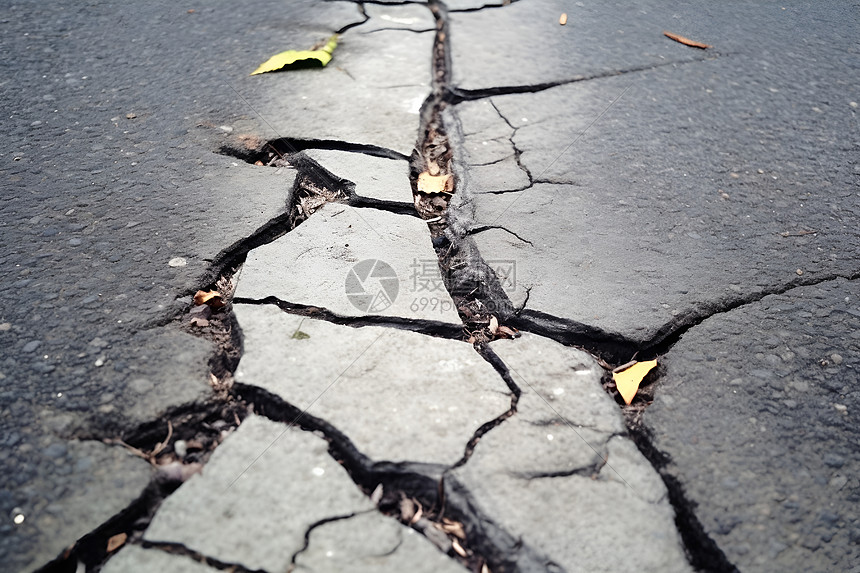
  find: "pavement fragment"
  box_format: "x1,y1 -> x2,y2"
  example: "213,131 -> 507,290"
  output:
644,278 -> 860,571
303,149 -> 413,204
14,441 -> 152,573
448,0 -> 700,93
447,333 -> 690,572
234,203 -> 462,324
143,415 -> 374,572
453,99 -> 530,193
457,61 -> 860,345
251,29 -> 433,155
233,304 -> 511,465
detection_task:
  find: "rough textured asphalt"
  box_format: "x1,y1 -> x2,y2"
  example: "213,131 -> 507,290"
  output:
1,1 -> 858,572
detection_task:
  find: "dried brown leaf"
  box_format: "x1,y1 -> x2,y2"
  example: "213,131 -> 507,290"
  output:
193,290 -> 225,308
439,518 -> 466,540
496,325 -> 519,339
663,31 -> 711,49
106,533 -> 127,553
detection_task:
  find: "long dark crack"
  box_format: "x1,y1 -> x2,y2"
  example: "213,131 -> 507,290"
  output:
140,543 -> 266,573
232,296 -> 463,340
219,137 -> 408,163
447,57 -> 717,103
287,512 -> 366,571
627,426 -> 740,573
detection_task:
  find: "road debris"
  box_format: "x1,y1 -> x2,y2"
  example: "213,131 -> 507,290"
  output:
612,359 -> 658,404
663,31 -> 711,49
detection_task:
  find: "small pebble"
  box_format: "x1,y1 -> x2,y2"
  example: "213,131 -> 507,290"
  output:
834,404 -> 847,413
22,340 -> 41,353
94,358 -> 105,367
168,257 -> 187,268
796,269 -> 803,276
830,353 -> 843,365
173,440 -> 188,459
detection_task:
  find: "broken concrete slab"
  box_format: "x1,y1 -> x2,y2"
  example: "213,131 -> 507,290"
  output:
303,149 -> 413,204
446,333 -> 690,572
294,510 -> 468,572
144,415 -> 375,572
9,441 -> 151,573
448,0 -> 702,93
491,333 -> 624,435
360,3 -> 435,34
233,304 -> 511,465
234,203 -> 462,325
103,545 -> 219,573
252,28 -> 434,156
454,54 -> 860,346
644,278 -> 860,572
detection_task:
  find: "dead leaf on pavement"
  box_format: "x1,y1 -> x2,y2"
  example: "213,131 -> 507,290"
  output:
663,31 -> 711,49
417,172 -> 454,194
193,290 -> 225,308
251,35 -> 338,75
106,533 -> 127,553
613,359 -> 658,404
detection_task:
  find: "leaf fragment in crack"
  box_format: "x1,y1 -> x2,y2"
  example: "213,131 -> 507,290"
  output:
250,35 -> 338,75
193,289 -> 225,308
417,172 -> 453,194
612,359 -> 657,404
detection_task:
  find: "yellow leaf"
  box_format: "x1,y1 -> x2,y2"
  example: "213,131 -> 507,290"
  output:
612,359 -> 657,405
417,172 -> 453,194
251,35 -> 338,75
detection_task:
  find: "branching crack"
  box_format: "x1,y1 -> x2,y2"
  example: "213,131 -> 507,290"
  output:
489,98 -> 533,187
466,224 -> 533,245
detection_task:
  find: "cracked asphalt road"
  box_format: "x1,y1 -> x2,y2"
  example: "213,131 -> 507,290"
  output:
1,1 -> 858,572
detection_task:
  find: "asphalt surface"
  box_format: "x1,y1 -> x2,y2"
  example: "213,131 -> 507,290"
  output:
1,1 -> 858,572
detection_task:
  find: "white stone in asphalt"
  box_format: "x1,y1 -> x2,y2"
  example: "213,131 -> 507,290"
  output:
303,149 -> 413,204
143,416 -> 374,572
448,333 -> 691,572
294,511 -> 468,572
234,203 -> 462,325
103,545 -> 219,573
360,3 -> 436,33
234,304 -> 510,465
